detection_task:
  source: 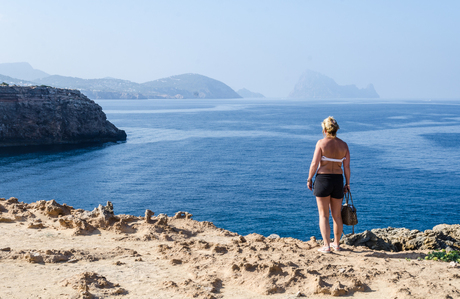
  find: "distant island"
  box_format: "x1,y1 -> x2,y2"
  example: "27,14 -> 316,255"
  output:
289,69 -> 379,99
237,88 -> 265,98
0,62 -> 242,100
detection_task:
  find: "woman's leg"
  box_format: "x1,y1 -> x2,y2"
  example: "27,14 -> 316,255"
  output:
316,196 -> 331,247
330,197 -> 343,247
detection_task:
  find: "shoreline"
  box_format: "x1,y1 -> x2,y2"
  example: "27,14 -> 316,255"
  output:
1,197 -> 459,298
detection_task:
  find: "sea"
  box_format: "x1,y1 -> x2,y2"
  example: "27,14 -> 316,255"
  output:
1,98 -> 460,240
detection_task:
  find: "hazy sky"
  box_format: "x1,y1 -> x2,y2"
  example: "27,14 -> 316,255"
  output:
1,0 -> 459,98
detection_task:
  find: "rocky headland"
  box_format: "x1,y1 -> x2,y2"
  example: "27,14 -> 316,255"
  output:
1,197 -> 460,298
0,85 -> 126,147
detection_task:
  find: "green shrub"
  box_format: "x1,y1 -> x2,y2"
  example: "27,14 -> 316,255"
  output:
425,249 -> 460,262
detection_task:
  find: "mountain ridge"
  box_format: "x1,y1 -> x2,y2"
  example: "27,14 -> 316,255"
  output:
0,63 -> 242,99
0,62 -> 49,81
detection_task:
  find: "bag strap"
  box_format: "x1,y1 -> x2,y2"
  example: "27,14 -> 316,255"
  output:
345,190 -> 354,206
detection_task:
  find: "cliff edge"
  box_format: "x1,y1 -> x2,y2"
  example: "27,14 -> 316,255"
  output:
1,197 -> 459,298
0,86 -> 127,147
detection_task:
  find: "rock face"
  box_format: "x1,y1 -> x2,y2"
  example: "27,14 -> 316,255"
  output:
342,225 -> 460,252
289,69 -> 380,99
0,86 -> 127,147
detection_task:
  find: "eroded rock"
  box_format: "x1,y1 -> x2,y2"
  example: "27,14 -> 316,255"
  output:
174,211 -> 193,220
61,271 -> 127,297
145,209 -> 154,224
342,225 -> 460,251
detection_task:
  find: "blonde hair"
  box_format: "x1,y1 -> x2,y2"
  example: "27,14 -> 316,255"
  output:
321,116 -> 340,137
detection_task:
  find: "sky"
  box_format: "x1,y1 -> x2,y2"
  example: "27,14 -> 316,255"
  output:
0,0 -> 459,98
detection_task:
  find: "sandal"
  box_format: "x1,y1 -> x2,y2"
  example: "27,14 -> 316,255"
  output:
331,244 -> 342,251
318,246 -> 331,253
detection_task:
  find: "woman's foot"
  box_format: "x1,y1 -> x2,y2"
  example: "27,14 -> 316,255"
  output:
318,246 -> 331,253
331,244 -> 342,251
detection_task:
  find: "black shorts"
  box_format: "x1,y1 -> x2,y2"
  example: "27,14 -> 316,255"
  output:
313,174 -> 344,199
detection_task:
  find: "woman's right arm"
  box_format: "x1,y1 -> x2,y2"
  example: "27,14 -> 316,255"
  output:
307,141 -> 322,190
343,143 -> 351,192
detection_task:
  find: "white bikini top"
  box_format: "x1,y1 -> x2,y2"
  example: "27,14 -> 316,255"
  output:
321,156 -> 346,163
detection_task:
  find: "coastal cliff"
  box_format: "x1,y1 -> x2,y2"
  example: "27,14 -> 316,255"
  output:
0,86 -> 126,147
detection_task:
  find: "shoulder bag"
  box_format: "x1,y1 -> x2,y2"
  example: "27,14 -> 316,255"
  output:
341,190 -> 358,234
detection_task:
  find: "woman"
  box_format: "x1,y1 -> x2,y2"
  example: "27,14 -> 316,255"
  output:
307,116 -> 350,253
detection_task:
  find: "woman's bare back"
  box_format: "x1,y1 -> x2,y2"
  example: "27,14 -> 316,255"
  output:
317,137 -> 349,174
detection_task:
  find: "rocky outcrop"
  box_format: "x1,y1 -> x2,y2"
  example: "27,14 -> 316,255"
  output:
0,86 -> 126,147
342,225 -> 460,252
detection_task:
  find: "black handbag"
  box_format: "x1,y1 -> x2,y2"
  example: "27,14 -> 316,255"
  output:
341,190 -> 358,233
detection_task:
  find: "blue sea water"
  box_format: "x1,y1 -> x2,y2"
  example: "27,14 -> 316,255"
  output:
1,98 -> 460,240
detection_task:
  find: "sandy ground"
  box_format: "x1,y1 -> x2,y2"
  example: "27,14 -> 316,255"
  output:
1,197 -> 459,299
